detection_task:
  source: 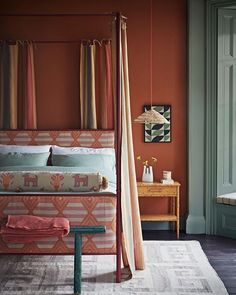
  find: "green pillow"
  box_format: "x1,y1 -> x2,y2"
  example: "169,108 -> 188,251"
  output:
0,152 -> 50,167
52,153 -> 116,182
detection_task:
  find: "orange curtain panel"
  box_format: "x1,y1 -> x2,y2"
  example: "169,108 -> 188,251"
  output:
0,41 -> 37,129
80,40 -> 114,129
25,42 -> 37,129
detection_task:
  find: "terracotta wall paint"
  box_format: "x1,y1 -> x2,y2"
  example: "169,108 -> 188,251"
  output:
0,15 -> 110,129
0,0 -> 187,218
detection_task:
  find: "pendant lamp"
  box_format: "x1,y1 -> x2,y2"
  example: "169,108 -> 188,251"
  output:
134,0 -> 169,124
134,108 -> 168,123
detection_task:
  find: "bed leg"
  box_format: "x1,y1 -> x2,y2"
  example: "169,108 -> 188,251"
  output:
116,247 -> 121,283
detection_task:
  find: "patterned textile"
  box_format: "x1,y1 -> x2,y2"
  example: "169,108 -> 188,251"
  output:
217,192 -> 236,205
0,130 -> 114,148
0,195 -> 116,254
0,130 -> 116,254
0,170 -> 107,192
0,241 -> 228,295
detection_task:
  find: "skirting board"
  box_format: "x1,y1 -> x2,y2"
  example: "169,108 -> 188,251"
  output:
186,214 -> 206,234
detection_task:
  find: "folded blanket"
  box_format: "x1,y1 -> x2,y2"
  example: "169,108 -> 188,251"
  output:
0,215 -> 70,243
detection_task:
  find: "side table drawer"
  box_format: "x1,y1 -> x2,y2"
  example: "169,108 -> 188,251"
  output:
138,185 -> 178,197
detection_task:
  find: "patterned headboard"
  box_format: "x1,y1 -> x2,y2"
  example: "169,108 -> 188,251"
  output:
0,130 -> 115,148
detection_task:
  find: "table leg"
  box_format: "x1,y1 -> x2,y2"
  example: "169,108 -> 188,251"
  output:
171,198 -> 176,232
177,189 -> 180,239
74,233 -> 82,294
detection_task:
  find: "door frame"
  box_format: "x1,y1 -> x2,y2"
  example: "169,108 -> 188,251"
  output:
187,0 -> 236,234
206,0 -> 236,234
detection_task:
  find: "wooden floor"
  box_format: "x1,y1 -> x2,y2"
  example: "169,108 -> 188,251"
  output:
143,230 -> 236,295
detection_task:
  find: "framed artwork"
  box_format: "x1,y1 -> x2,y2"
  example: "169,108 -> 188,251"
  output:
144,105 -> 171,143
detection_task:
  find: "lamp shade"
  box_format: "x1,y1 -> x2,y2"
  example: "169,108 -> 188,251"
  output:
134,109 -> 169,124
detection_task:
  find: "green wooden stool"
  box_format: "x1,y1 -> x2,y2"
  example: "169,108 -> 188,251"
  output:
70,226 -> 106,294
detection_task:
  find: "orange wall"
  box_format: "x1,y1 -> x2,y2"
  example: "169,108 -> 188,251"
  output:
0,0 -> 187,219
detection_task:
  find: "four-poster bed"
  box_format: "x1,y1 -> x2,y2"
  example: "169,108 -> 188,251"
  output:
0,11 -> 144,284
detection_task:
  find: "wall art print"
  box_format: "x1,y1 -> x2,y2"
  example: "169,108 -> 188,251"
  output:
144,105 -> 171,143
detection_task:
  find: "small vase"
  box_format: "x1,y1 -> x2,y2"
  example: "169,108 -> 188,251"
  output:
142,165 -> 153,183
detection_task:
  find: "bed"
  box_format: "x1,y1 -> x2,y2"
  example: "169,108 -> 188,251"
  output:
0,12 -> 142,282
0,130 -> 118,256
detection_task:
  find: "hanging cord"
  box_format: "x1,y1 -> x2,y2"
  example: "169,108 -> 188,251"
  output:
101,38 -> 111,44
81,39 -> 92,46
92,39 -> 111,46
92,39 -> 102,46
121,19 -> 126,30
150,0 -> 153,108
81,39 -> 111,47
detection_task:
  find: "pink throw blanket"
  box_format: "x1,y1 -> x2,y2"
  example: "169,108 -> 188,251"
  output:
0,215 -> 70,243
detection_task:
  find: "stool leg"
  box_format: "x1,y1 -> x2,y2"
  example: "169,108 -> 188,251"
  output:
74,233 -> 82,294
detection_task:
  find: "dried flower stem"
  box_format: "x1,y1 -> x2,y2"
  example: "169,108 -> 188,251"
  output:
137,155 -> 157,167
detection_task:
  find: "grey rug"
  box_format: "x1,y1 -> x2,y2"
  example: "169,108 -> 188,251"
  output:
0,240 -> 228,295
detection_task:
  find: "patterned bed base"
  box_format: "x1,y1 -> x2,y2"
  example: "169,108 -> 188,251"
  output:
0,130 -> 117,255
0,194 -> 116,254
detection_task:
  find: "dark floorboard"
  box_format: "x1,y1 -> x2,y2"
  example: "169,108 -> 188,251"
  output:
143,230 -> 236,295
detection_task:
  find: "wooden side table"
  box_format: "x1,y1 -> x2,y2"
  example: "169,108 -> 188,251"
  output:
137,181 -> 180,239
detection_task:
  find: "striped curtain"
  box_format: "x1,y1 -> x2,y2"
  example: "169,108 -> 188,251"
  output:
80,40 -> 114,129
0,41 -> 37,129
80,32 -> 145,275
112,20 -> 145,275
